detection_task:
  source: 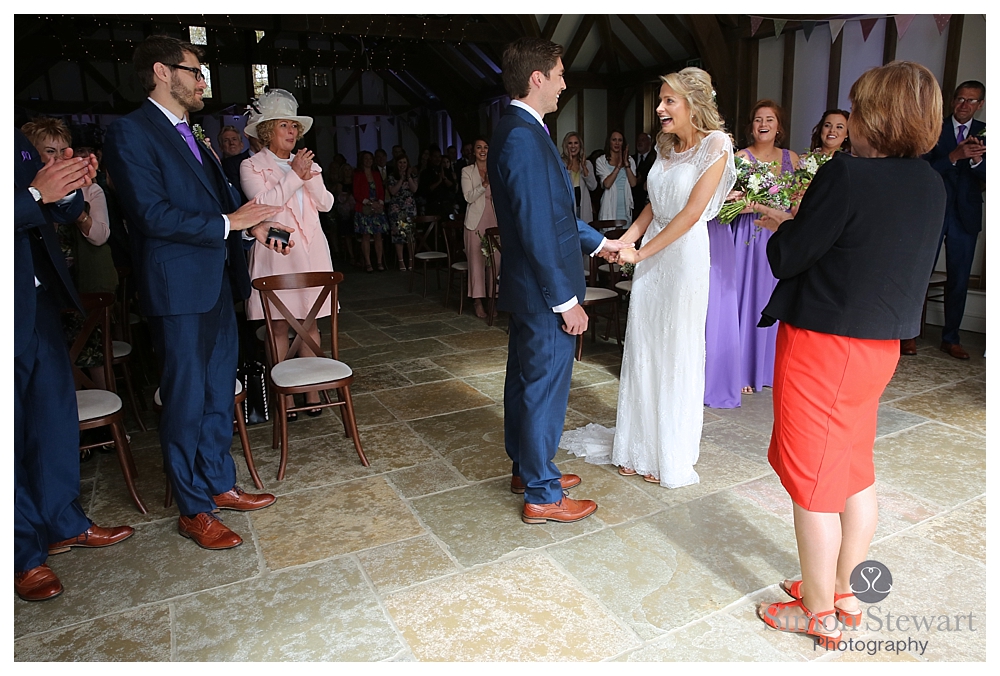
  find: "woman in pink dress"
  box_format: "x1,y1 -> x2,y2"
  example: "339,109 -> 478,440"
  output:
241,89 -> 335,418
460,137 -> 500,319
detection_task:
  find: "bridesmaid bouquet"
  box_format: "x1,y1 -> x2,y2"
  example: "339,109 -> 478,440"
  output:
787,151 -> 835,204
716,156 -> 794,224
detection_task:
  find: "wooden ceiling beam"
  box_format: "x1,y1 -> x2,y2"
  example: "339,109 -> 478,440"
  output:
611,30 -> 644,71
562,15 -> 596,70
541,15 -> 562,41
597,16 -> 619,76
617,14 -> 674,66
519,15 -> 541,37
657,15 -> 698,57
427,42 -> 484,87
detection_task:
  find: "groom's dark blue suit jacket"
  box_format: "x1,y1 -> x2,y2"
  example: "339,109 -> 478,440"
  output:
488,105 -> 603,314
923,117 -> 986,235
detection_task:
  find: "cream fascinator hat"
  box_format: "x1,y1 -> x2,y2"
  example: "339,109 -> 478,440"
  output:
244,88 -> 313,138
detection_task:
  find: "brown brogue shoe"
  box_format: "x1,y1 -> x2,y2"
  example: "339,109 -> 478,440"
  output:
521,497 -> 597,524
15,564 -> 63,602
510,473 -> 582,494
48,522 -> 135,555
899,339 -> 917,356
940,342 -> 970,360
212,485 -> 276,511
178,513 -> 243,550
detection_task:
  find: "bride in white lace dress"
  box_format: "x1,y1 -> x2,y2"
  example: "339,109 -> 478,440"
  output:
562,68 -> 735,487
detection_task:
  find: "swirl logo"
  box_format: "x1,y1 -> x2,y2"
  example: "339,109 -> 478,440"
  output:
850,560 -> 893,603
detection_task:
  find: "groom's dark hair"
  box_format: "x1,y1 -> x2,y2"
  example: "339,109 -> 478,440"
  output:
502,38 -> 563,100
134,35 -> 204,93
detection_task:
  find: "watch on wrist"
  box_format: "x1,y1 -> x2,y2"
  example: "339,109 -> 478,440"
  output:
28,186 -> 42,202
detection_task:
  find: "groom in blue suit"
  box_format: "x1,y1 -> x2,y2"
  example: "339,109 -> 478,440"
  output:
489,38 -> 631,524
104,36 -> 285,549
920,80 -> 986,360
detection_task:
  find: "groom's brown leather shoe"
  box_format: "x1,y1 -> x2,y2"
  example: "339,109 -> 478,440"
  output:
15,564 -> 63,602
178,513 -> 243,550
510,473 -> 582,494
48,521 -> 134,555
899,338 -> 917,356
940,342 -> 970,360
522,497 -> 597,524
212,485 -> 276,511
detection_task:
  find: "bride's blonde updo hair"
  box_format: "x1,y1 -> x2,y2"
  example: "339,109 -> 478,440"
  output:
655,67 -> 726,156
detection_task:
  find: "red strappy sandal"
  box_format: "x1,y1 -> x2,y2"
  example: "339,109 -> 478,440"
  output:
781,579 -> 862,628
758,598 -> 842,650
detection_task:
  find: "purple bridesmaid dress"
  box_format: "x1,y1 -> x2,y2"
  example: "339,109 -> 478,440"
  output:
732,148 -> 793,393
704,217 -> 741,408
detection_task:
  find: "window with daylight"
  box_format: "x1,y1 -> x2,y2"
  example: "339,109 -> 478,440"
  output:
256,30 -> 265,43
252,64 -> 269,98
200,64 -> 213,98
189,26 -> 207,45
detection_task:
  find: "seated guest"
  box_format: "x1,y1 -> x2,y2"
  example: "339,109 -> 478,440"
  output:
15,128 -> 134,602
752,61 -> 945,650
241,88 -> 336,418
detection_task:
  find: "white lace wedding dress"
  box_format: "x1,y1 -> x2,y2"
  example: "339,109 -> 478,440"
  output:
561,130 -> 735,487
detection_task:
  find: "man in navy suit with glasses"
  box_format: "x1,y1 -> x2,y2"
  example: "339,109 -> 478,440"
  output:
104,36 -> 289,550
916,80 -> 986,359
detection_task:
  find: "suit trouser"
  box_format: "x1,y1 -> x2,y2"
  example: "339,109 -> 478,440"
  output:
504,311 -> 575,504
939,210 -> 980,346
148,278 -> 238,516
14,287 -> 91,573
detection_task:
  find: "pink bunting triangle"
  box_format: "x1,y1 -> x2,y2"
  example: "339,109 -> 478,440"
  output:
750,16 -> 764,36
828,19 -> 846,42
934,14 -> 952,34
894,14 -> 916,40
859,18 -> 878,42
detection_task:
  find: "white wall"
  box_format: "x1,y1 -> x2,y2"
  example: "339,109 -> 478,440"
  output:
789,28 -> 831,152
837,19 -> 885,111
894,14 -> 949,86
582,89 -> 607,157
756,34 -> 784,110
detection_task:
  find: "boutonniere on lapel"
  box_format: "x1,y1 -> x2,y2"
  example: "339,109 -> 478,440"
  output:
192,123 -> 222,163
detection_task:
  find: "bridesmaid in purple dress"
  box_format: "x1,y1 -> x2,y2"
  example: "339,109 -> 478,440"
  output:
704,213 -> 742,408
732,100 -> 799,394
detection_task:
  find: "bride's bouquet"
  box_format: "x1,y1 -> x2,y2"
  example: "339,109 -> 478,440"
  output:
716,155 -> 794,224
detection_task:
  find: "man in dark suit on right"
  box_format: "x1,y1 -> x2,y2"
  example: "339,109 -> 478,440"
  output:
488,37 -> 630,524
917,80 -> 986,359
631,132 -> 655,211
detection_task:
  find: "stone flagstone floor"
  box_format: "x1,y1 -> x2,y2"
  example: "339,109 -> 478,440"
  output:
13,269 -> 986,661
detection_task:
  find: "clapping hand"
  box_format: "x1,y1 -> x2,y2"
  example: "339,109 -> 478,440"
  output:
291,149 -> 315,180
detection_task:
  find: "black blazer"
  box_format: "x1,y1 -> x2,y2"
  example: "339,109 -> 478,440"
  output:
14,129 -> 84,357
922,118 -> 986,235
222,148 -> 251,204
760,153 -> 945,340
631,150 -> 656,208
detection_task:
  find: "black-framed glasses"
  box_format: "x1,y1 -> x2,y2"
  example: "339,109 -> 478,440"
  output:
954,97 -> 982,105
168,64 -> 205,82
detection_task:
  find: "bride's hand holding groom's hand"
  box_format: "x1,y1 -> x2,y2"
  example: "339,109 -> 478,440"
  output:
598,238 -> 635,263
616,246 -> 639,265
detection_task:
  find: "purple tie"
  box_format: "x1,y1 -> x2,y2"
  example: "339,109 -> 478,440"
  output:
543,122 -> 550,135
176,121 -> 203,164
957,124 -> 967,143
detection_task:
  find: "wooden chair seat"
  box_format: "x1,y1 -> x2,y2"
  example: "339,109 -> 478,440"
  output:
253,271 -> 367,480
409,216 -> 448,296
77,389 -> 123,420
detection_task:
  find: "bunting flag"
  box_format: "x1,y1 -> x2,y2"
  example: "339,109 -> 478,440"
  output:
859,18 -> 879,42
933,14 -> 952,34
773,19 -> 787,38
359,123 -> 368,133
828,19 -> 846,42
894,14 -> 916,40
750,16 -> 764,36
801,21 -> 816,41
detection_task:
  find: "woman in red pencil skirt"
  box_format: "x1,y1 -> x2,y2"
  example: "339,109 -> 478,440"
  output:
751,61 -> 946,649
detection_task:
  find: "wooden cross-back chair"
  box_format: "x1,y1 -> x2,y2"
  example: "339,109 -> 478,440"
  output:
483,227 -> 503,327
71,293 -> 147,513
252,271 -> 367,480
408,215 -> 448,296
442,220 -> 469,314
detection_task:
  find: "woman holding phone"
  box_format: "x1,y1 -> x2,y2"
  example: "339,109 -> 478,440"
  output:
241,89 -> 335,419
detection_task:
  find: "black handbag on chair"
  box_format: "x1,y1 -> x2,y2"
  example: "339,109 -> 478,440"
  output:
238,360 -> 270,425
